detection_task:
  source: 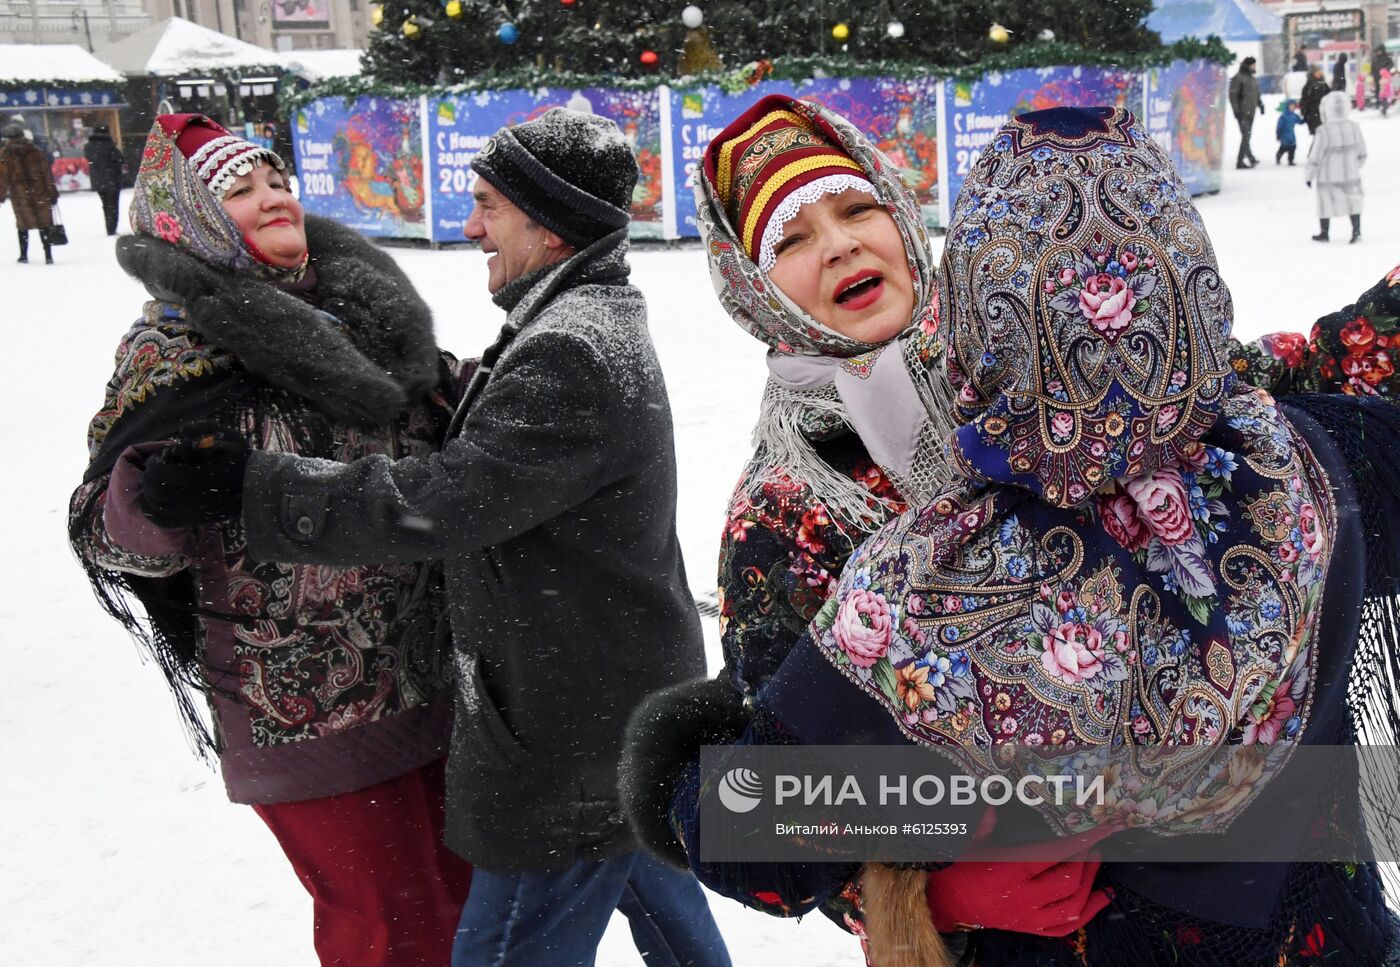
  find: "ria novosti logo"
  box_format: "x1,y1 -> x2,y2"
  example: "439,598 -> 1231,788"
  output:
717,768 -> 763,813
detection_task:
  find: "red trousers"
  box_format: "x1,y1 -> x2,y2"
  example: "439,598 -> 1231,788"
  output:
253,758 -> 473,966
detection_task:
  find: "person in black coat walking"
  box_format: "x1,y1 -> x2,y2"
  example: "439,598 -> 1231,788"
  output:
1333,52 -> 1349,91
83,124 -> 125,235
1301,67 -> 1331,134
1229,57 -> 1265,167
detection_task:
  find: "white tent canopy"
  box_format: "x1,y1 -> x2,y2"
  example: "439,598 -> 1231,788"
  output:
280,49 -> 364,83
0,45 -> 125,86
1147,0 -> 1283,43
95,17 -> 282,77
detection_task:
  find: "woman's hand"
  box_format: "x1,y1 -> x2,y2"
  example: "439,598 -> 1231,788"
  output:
138,422 -> 249,528
925,809 -> 1115,937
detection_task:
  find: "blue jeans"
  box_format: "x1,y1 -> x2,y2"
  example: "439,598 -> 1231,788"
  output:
451,850 -> 733,967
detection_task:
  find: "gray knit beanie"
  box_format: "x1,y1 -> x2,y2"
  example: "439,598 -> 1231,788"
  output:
471,108 -> 638,247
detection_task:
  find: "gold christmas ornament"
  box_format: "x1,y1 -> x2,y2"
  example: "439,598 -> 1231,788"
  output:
402,16 -> 421,38
445,0 -> 463,18
988,22 -> 1011,44
370,4 -> 383,27
832,22 -> 850,41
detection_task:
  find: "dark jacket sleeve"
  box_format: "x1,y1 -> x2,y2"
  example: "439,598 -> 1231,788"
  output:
666,713 -> 858,919
666,634 -> 893,916
243,326 -> 615,566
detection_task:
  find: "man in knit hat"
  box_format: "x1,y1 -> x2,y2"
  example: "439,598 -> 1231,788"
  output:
142,107 -> 730,966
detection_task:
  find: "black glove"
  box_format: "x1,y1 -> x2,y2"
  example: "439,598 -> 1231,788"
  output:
138,422 -> 250,528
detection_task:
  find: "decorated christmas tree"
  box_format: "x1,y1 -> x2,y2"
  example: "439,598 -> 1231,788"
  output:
362,0 -> 1162,86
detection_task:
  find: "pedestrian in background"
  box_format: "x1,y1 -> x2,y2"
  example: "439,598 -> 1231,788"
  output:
1381,67 -> 1394,118
1374,47 -> 1395,102
1276,99 -> 1305,165
1229,56 -> 1265,168
1301,67 -> 1331,134
83,124 -> 125,236
1307,91 -> 1367,243
9,114 -> 51,157
1355,69 -> 1369,112
1333,52 -> 1349,91
0,122 -> 59,264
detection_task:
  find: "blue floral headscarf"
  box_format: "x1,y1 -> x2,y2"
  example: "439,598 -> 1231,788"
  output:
942,106 -> 1232,509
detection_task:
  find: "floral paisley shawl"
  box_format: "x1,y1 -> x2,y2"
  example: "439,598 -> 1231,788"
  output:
809,107 -> 1338,838
719,434 -> 907,694
1231,261 -> 1400,399
71,308 -> 454,757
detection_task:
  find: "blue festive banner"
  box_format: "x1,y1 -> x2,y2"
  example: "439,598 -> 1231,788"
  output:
291,95 -> 429,240
1144,60 -> 1227,196
290,61 -> 1222,244
425,87 -> 664,244
940,66 -> 1144,223
797,76 -> 942,232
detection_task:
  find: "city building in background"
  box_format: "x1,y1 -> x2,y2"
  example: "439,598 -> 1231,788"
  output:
1,0 -> 366,50
97,17 -> 287,175
1256,1 -> 1394,87
138,0 -> 368,51
0,0 -> 151,47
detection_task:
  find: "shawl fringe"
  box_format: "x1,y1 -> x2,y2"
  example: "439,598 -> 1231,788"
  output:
748,381 -> 894,535
1282,393 -> 1400,743
1281,393 -> 1400,904
72,385 -> 333,757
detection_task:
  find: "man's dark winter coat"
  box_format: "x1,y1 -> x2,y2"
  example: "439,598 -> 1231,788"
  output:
1229,67 -> 1262,120
243,230 -> 706,872
83,132 -> 125,193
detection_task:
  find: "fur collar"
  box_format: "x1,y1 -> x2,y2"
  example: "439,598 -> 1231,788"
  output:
115,215 -> 440,427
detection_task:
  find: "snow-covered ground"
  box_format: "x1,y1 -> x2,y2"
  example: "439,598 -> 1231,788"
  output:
3,98 -> 1397,965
